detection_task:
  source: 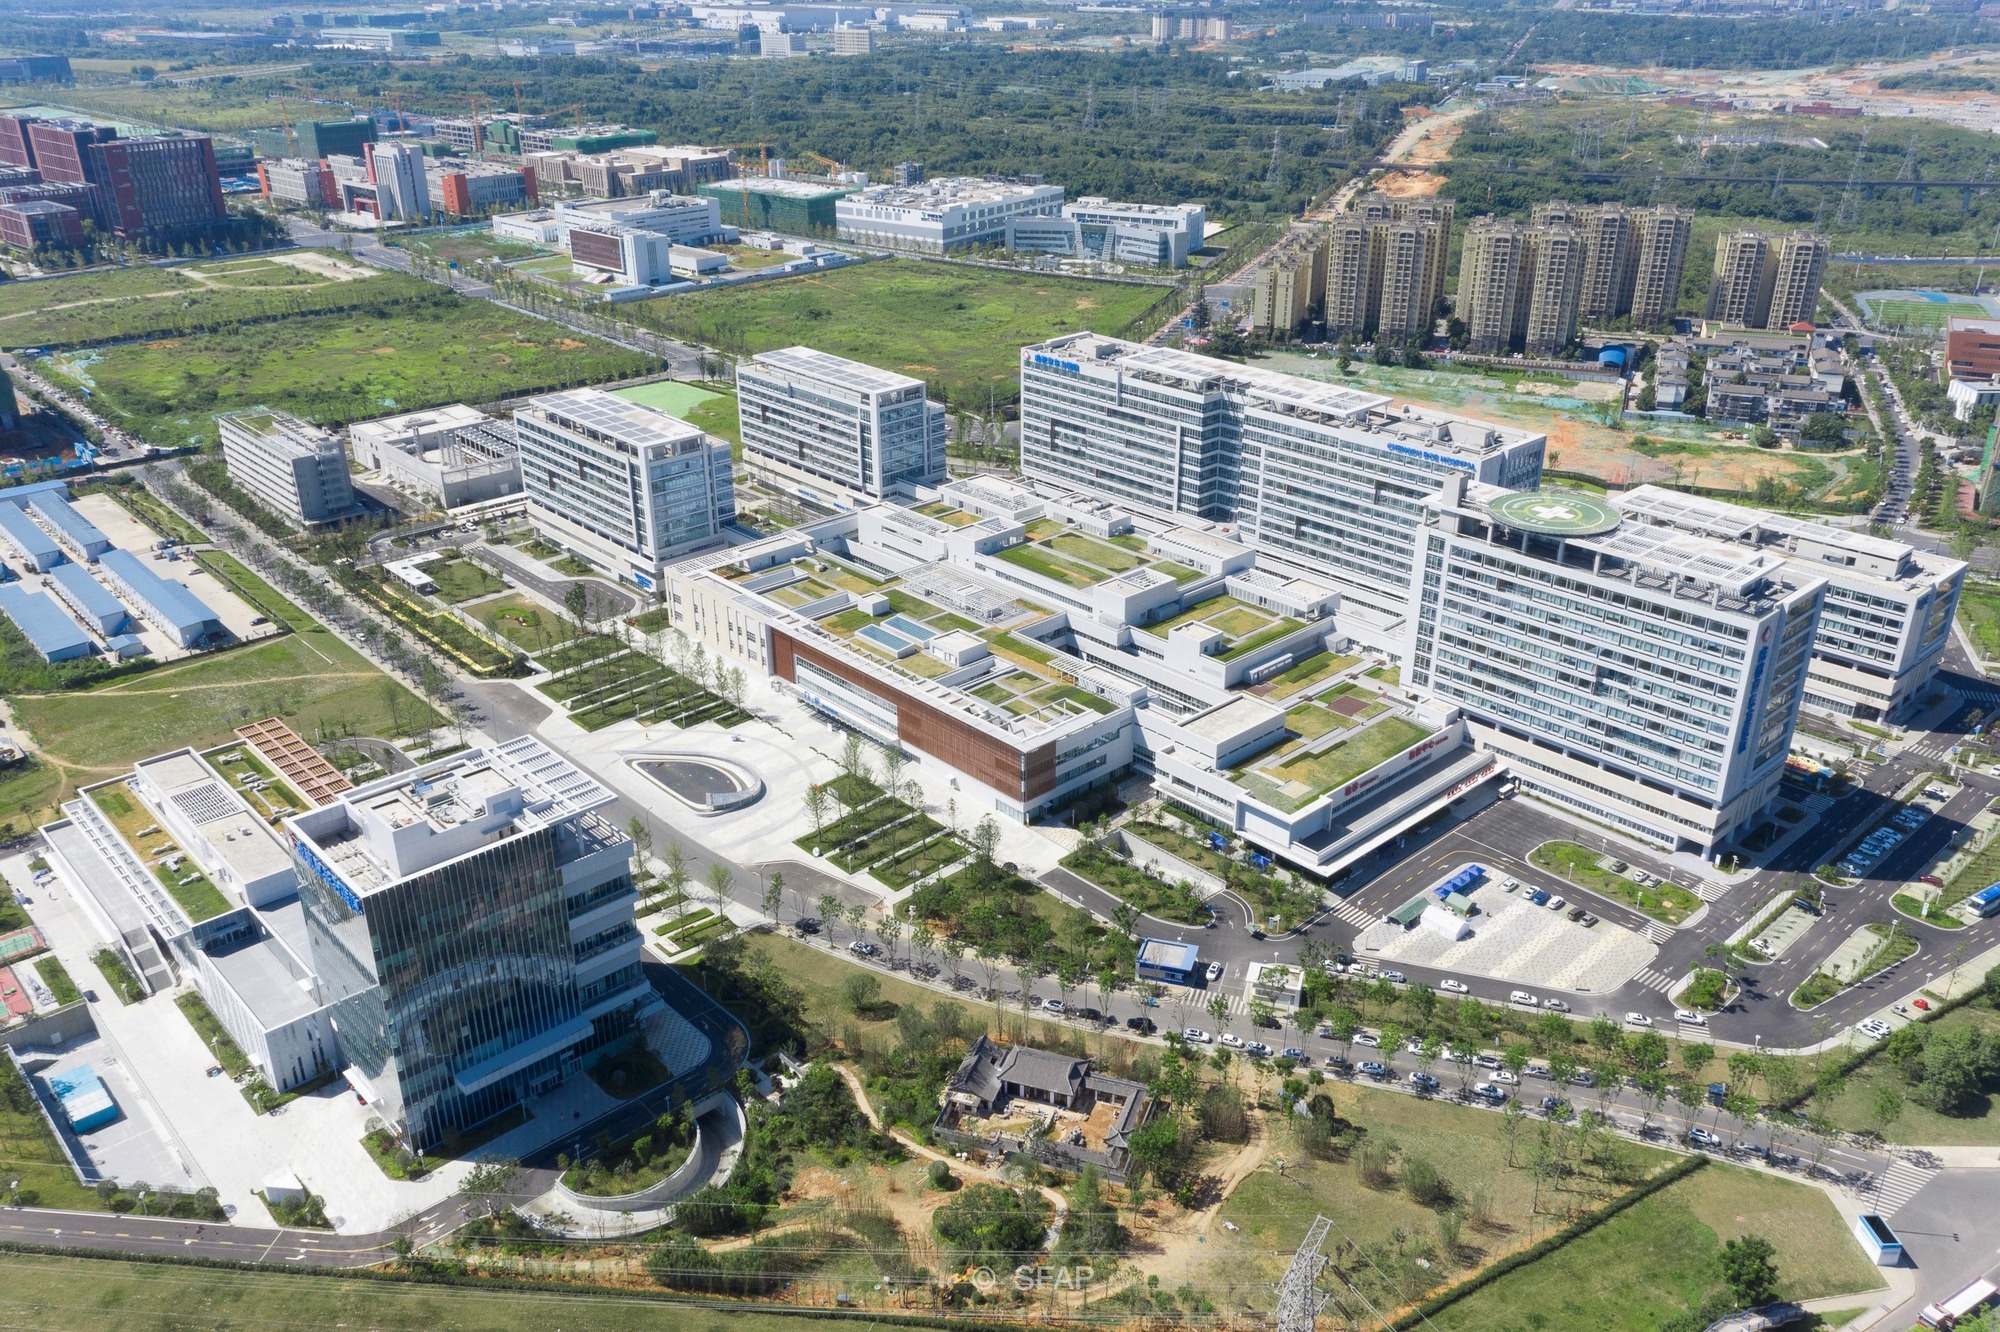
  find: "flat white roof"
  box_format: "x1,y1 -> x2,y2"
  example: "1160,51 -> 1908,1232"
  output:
749,345 -> 926,395
524,387 -> 710,452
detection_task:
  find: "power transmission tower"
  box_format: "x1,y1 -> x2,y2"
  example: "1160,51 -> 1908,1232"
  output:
1081,82 -> 1096,130
1836,126 -> 1871,225
1275,1215 -> 1335,1332
1267,130 -> 1284,191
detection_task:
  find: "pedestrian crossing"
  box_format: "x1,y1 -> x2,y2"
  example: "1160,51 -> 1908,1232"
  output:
1332,900 -> 1378,927
1640,922 -> 1675,946
1862,1157 -> 1938,1218
1690,879 -> 1730,904
1630,966 -> 1678,994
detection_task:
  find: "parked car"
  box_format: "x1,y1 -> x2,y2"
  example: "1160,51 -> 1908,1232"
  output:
1502,877 -> 1521,891
1492,1069 -> 1520,1085
1439,978 -> 1469,993
1625,1012 -> 1654,1027
1183,1028 -> 1213,1044
1359,1061 -> 1389,1080
1528,890 -> 1551,906
1380,969 -> 1407,983
1353,1031 -> 1381,1048
1326,1055 -> 1353,1073
1473,1081 -> 1507,1103
1540,1095 -> 1567,1115
1219,1032 -> 1246,1049
1408,1071 -> 1440,1091
1474,1054 -> 1502,1070
1542,997 -> 1571,1013
794,917 -> 823,934
1568,1069 -> 1597,1087
1547,896 -> 1567,911
1510,990 -> 1538,1007
1914,998 -> 1932,1011
1579,913 -> 1599,927
1919,874 -> 1943,887
1686,1126 -> 1723,1149
1568,906 -> 1587,922
848,940 -> 880,957
1039,997 -> 1066,1014
1206,961 -> 1224,983
1674,1009 -> 1708,1027
1126,1016 -> 1158,1034
1279,1046 -> 1305,1060
1526,1063 -> 1552,1080
1857,1019 -> 1892,1040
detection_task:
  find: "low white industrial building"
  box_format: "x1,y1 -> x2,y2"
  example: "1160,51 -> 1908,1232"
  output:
348,404 -> 522,511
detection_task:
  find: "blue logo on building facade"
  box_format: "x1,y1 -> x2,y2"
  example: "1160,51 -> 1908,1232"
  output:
1031,354 -> 1081,374
1385,441 -> 1475,472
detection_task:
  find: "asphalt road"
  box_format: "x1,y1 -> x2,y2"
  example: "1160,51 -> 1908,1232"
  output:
1871,1169 -> 2000,1328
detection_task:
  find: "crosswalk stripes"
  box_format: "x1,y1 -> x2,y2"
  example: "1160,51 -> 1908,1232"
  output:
1631,966 -> 1677,993
1333,900 -> 1377,927
1690,879 -> 1729,904
1862,1157 -> 1938,1218
1640,922 -> 1675,945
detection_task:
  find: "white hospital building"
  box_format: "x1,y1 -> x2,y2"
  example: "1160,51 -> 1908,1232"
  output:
736,346 -> 948,505
516,389 -> 735,590
835,176 -> 1064,253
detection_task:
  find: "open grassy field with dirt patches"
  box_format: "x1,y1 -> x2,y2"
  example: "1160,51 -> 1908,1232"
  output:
39,287 -> 651,446
619,259 -> 1171,407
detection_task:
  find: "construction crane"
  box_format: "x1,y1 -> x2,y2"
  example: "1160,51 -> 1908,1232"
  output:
276,98 -> 297,157
469,92 -> 483,154
798,149 -> 845,178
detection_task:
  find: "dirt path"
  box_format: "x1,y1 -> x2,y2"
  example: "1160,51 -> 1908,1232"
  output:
1123,1104 -> 1273,1284
831,1063 -> 1069,1237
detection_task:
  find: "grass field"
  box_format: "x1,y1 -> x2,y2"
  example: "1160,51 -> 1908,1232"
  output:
621,260 -> 1169,407
424,558 -> 506,604
611,380 -> 742,456
472,593 -> 579,653
0,1251 -> 916,1332
1959,583 -> 2000,661
1807,1003 -> 2000,1144
1866,299 -> 1990,331
43,294 -> 651,446
0,265 -> 412,350
11,633 -> 439,781
1422,1164 -> 1883,1332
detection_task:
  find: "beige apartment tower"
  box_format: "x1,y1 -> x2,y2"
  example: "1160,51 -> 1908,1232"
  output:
1251,231 -> 1325,337
1707,229 -> 1827,330
1629,206 -> 1692,327
1322,193 -> 1453,343
1456,217 -> 1529,354
1520,224 -> 1587,356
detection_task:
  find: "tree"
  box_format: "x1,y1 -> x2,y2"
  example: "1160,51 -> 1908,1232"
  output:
842,971 -> 882,1015
762,871 -> 784,923
1206,993 -> 1229,1030
1871,1083 -> 1904,1140
804,784 -> 831,842
816,891 -> 843,940
1717,1234 -> 1780,1308
933,1183 -> 1051,1265
705,861 -> 735,902
461,1154 -> 521,1218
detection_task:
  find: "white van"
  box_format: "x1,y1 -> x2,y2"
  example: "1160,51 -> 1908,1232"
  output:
1510,990 -> 1538,1007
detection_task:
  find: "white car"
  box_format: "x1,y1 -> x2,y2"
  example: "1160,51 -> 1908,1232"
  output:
1546,896 -> 1567,911
1439,978 -> 1469,993
1542,998 -> 1571,1013
1040,998 -> 1066,1014
1492,1069 -> 1520,1085
1473,1081 -> 1507,1103
1673,1009 -> 1708,1027
1502,877 -> 1521,891
1353,1032 -> 1381,1048
1183,1027 -> 1213,1044
1219,1032 -> 1246,1049
1856,1019 -> 1892,1041
1206,961 -> 1224,983
1624,1012 -> 1654,1027
1474,1054 -> 1502,1070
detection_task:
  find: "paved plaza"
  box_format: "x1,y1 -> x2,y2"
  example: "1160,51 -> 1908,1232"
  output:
1354,892 -> 1657,994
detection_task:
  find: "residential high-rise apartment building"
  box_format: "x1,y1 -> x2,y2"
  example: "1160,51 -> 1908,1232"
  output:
287,737 -> 654,1150
1534,200 -> 1634,325
737,346 -> 947,504
1018,333 -> 1545,615
1519,224 -> 1587,356
1707,229 -> 1829,329
217,408 -> 362,528
1250,230 -> 1325,336
516,388 -> 734,588
1455,217 -> 1529,353
1319,194 -> 1453,343
1629,206 -> 1693,327
1406,480 -> 1825,854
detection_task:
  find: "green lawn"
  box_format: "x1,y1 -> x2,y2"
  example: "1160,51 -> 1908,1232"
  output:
611,379 -> 727,417
1959,584 -> 2000,661
1260,651 -> 1362,696
0,1065 -> 101,1210
11,633 -> 439,771
44,290 -> 651,446
996,541 -> 1105,588
0,267 -> 422,351
1254,716 -> 1432,809
1043,532 -> 1146,573
1422,1164 -> 1882,1332
1807,1004 -> 2000,1143
425,557 -> 507,603
1529,841 -> 1703,925
620,260 -> 1168,407
0,1250 -> 949,1330
1869,299 -> 1988,331
473,593 -> 579,653
191,550 -> 314,632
